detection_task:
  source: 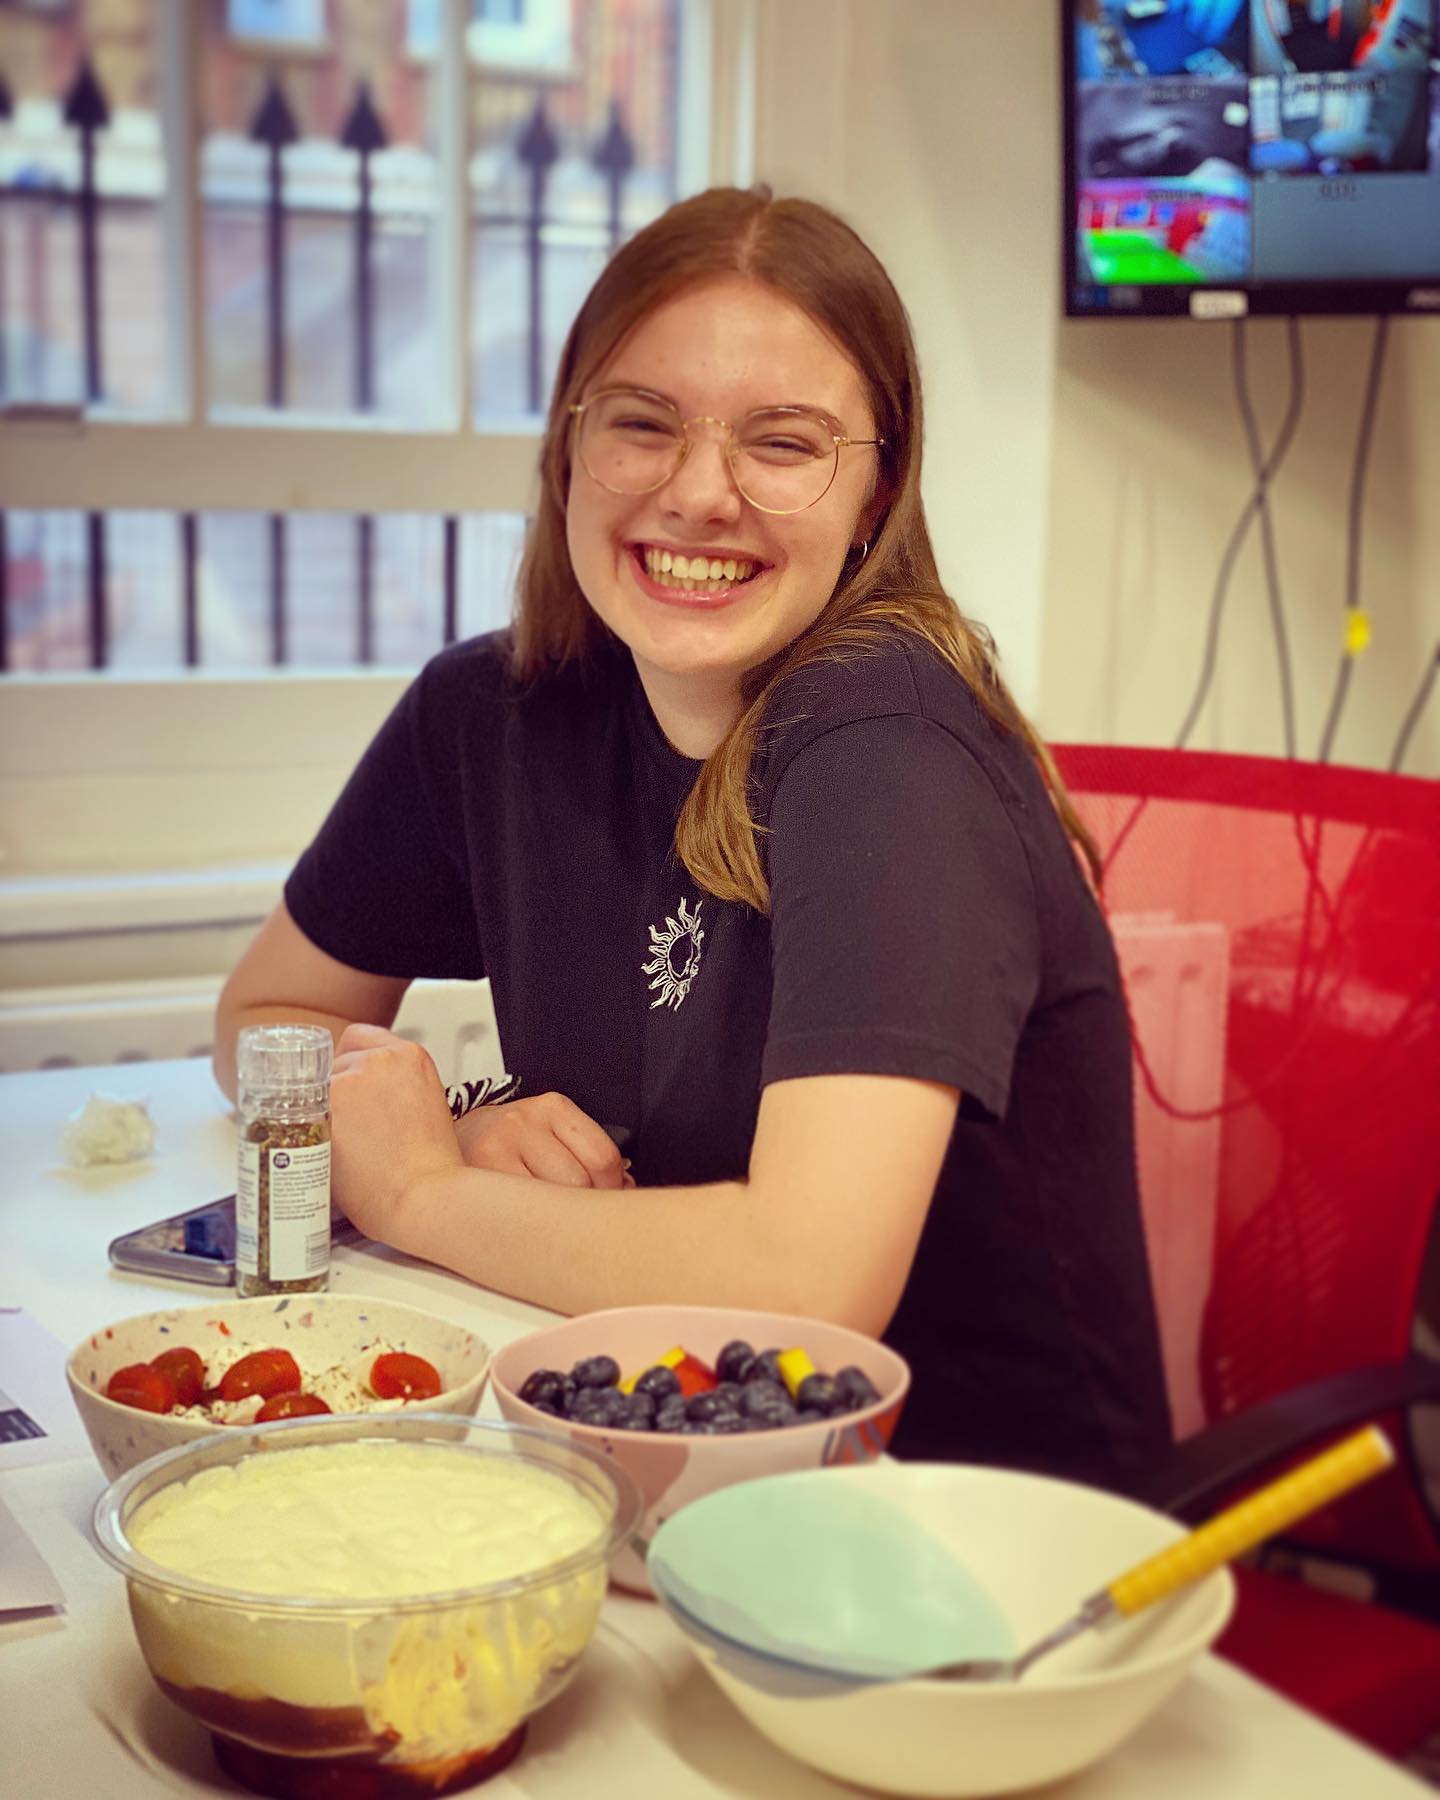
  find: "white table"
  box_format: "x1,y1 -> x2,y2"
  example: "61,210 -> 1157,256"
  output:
0,1058 -> 1429,1799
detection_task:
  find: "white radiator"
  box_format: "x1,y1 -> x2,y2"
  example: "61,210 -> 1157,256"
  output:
0,975 -> 506,1090
1111,913 -> 1229,1441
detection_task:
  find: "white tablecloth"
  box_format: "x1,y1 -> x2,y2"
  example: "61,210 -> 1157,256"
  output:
0,1059 -> 1428,1798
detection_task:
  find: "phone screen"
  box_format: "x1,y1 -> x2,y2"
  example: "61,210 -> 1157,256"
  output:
108,1199 -> 361,1287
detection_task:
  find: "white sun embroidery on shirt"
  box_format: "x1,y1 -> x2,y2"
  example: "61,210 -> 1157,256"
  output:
642,897 -> 705,1011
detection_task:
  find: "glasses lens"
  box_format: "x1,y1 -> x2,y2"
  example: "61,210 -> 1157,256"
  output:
734,410 -> 838,513
578,391 -> 684,494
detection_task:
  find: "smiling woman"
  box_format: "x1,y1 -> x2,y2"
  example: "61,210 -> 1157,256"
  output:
214,186 -> 1173,1497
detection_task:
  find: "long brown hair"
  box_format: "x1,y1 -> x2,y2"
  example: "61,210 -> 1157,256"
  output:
512,186 -> 1099,905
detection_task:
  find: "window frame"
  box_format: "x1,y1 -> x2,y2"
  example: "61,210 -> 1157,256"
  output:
0,0 -> 757,898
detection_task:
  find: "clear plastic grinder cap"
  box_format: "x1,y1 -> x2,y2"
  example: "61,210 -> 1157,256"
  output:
236,1023 -> 333,1092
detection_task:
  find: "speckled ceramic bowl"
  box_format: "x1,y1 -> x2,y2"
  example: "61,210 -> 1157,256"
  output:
490,1304 -> 910,1595
67,1294 -> 491,1479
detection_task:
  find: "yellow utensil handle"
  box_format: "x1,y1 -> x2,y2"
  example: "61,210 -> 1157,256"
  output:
1107,1426 -> 1394,1619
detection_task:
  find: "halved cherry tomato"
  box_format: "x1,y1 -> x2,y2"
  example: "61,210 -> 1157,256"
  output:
151,1346 -> 204,1408
106,1363 -> 177,1414
369,1352 -> 442,1401
220,1348 -> 302,1403
255,1391 -> 332,1422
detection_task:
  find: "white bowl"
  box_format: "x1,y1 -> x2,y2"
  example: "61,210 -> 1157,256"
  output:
648,1462 -> 1235,1797
67,1293 -> 491,1478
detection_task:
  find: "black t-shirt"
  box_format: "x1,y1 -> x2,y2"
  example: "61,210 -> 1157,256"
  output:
286,629 -> 1172,1490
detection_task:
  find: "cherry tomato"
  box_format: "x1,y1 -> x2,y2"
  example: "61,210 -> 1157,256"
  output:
106,1363 -> 177,1414
151,1346 -> 204,1408
254,1391 -> 332,1422
219,1348 -> 302,1403
369,1352 -> 442,1401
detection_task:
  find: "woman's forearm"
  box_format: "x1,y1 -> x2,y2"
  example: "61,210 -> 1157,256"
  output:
391,1164 -> 878,1329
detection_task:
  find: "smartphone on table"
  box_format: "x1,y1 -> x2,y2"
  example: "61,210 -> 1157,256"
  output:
108,1197 -> 361,1287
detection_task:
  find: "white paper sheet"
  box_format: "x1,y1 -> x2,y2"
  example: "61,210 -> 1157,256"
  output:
0,1491 -> 66,1614
0,1308 -> 92,1471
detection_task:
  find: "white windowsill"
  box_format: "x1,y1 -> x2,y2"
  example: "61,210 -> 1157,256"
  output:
0,863 -> 288,939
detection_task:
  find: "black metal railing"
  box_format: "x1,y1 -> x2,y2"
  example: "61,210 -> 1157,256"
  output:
3,507 -> 482,672
0,51 -> 652,671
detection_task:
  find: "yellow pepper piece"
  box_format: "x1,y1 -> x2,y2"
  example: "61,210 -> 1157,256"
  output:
777,1347 -> 816,1398
619,1344 -> 685,1395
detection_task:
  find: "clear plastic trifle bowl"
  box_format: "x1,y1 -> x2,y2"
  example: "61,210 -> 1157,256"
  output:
90,1414 -> 642,1799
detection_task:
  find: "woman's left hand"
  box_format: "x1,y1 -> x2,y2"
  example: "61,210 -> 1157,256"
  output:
330,1024 -> 466,1246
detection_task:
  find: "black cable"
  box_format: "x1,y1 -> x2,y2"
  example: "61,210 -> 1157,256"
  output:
1388,642 -> 1440,775
1230,317 -> 1297,760
1317,315 -> 1391,765
1173,316 -> 1305,753
1103,316 -> 1305,879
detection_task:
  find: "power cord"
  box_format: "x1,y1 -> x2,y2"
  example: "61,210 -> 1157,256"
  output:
1173,316 -> 1305,754
1103,315 -> 1306,879
1230,316 -> 1298,760
1316,315 -> 1391,765
1389,641 -> 1440,775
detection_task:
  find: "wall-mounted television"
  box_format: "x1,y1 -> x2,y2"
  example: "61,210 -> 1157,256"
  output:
1063,2 -> 1440,317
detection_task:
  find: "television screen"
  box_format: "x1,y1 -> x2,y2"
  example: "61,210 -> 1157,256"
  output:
1064,1 -> 1440,316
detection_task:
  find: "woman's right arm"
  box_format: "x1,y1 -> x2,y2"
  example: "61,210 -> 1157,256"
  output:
212,899 -> 412,1101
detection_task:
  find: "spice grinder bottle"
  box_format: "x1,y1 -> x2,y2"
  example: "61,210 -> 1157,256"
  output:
235,1024 -> 333,1298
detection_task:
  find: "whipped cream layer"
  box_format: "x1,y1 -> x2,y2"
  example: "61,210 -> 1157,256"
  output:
125,1441 -> 611,1759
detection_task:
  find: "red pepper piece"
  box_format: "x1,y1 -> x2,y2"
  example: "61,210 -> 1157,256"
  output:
671,1351 -> 718,1398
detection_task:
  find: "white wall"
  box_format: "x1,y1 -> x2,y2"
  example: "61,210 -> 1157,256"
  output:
749,0 -> 1438,773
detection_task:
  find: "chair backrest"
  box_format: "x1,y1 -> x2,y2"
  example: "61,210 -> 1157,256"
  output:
1052,746 -> 1440,1566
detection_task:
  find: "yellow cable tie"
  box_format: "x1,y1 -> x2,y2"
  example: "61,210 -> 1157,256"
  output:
1345,609 -> 1372,658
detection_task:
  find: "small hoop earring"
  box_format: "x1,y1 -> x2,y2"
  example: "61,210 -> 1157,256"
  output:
857,540 -> 870,563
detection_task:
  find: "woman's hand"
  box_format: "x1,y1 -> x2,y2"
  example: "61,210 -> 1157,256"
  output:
330,1024 -> 467,1246
456,1093 -> 633,1189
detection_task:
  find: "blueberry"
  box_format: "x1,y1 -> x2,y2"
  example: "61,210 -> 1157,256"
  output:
741,1378 -> 787,1417
570,1387 -> 624,1428
836,1366 -> 881,1411
681,1419 -> 721,1435
684,1391 -> 731,1422
654,1399 -> 688,1434
614,1392 -> 656,1431
748,1399 -> 799,1430
707,1410 -> 746,1433
634,1365 -> 682,1401
715,1339 -> 756,1384
713,1381 -> 746,1410
530,1400 -> 559,1417
519,1369 -> 568,1410
796,1407 -> 827,1424
796,1373 -> 843,1415
745,1349 -> 783,1386
571,1355 -> 621,1390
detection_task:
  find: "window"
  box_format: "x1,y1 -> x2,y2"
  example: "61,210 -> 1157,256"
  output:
0,0 -> 735,675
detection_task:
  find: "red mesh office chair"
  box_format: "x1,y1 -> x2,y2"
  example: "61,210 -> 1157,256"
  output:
1051,745 -> 1440,1758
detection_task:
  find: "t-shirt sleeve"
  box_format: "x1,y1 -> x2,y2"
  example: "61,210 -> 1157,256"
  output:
762,713 -> 1041,1119
284,668 -> 484,981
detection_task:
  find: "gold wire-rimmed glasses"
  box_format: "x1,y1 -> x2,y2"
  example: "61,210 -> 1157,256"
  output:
569,385 -> 885,516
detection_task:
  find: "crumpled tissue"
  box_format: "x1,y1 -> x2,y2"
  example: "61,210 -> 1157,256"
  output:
62,1093 -> 156,1167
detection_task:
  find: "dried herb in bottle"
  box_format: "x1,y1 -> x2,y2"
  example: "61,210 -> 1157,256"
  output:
235,1025 -> 333,1298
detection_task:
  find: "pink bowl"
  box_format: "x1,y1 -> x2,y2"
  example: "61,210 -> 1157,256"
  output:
490,1304 -> 910,1595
